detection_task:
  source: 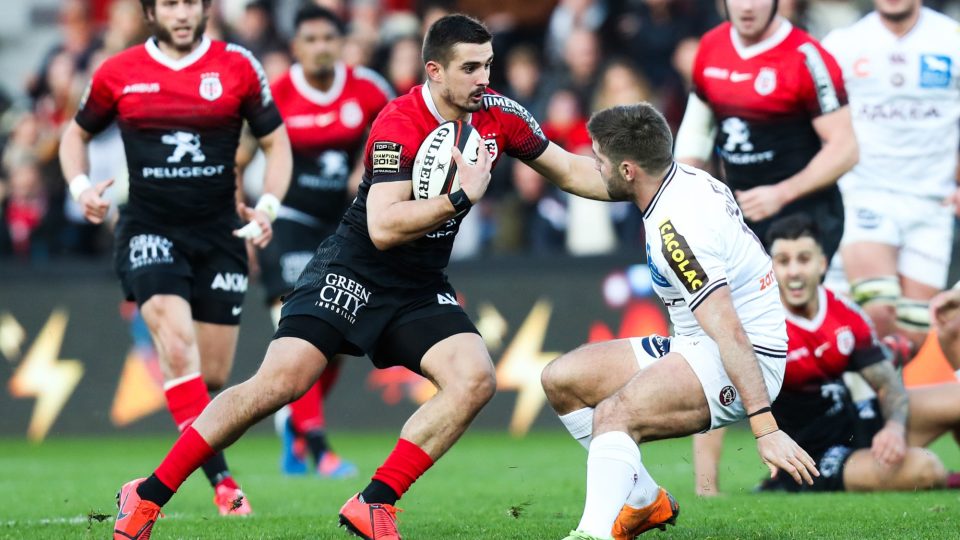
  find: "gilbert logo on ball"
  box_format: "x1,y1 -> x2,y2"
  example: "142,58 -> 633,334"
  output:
412,120 -> 483,200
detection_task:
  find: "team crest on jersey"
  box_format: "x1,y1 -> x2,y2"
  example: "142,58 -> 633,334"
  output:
754,67 -> 777,96
836,327 -> 855,356
199,72 -> 223,101
483,137 -> 499,161
719,385 -> 736,406
340,100 -> 363,129
659,220 -> 708,294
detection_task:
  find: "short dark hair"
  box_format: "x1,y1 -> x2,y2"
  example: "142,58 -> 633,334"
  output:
294,4 -> 345,35
586,103 -> 673,176
765,214 -> 822,248
422,14 -> 492,67
140,0 -> 212,15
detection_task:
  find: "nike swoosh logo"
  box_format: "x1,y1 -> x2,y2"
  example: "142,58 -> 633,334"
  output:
730,72 -> 753,82
117,490 -> 131,521
231,306 -> 243,316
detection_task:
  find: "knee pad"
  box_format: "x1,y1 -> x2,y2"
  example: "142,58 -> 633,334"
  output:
896,298 -> 931,333
850,276 -> 900,307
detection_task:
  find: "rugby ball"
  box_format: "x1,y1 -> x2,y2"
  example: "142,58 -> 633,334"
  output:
412,120 -> 483,200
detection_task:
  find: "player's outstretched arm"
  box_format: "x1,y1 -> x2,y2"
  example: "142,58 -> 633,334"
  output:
692,285 -> 819,485
59,120 -> 113,224
235,125 -> 293,248
525,142 -> 612,201
735,106 -> 858,222
859,360 -> 909,467
366,145 -> 491,250
675,93 -> 717,170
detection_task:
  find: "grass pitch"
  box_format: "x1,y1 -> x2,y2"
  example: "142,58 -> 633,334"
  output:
1,429 -> 959,539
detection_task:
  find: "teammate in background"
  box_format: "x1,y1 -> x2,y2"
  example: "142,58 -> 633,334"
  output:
59,0 -> 291,517
674,0 -> 857,261
113,14 -> 615,540
695,215 -> 960,494
251,4 -> 392,479
820,0 -> 960,346
543,103 -> 817,540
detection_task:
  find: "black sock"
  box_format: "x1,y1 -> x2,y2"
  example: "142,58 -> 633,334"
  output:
305,430 -> 330,463
136,474 -> 175,507
361,480 -> 399,506
200,452 -> 230,487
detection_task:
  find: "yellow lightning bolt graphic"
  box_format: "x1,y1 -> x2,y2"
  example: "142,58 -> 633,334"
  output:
494,299 -> 561,437
8,309 -> 84,442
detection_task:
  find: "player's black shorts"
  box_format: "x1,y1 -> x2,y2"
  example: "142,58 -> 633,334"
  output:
257,217 -> 335,304
752,190 -> 844,261
113,212 -> 247,325
274,233 -> 479,375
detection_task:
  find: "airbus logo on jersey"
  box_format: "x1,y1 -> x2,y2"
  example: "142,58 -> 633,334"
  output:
211,272 -> 248,293
315,273 -> 370,324
659,220 -> 708,294
122,82 -> 160,94
144,131 -> 226,179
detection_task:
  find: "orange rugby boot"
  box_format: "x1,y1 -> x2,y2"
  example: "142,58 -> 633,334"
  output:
338,493 -> 403,540
114,478 -> 162,540
611,488 -> 679,539
214,482 -> 253,516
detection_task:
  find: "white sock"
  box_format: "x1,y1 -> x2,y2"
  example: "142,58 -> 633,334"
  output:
559,407 -> 594,450
577,431 -> 640,536
624,456 -> 660,509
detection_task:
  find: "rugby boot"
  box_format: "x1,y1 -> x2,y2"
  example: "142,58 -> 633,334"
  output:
611,488 -> 679,539
280,417 -> 309,475
562,531 -> 613,540
214,481 -> 253,516
114,478 -> 162,540
338,493 -> 402,540
317,451 -> 358,479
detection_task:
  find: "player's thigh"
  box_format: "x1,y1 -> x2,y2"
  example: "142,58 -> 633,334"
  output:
906,383 -> 960,447
252,336 -> 331,400
194,321 -> 240,390
844,447 -> 945,491
841,242 -> 899,281
140,294 -> 201,378
898,196 -> 952,292
541,338 -> 652,409
418,331 -> 495,396
594,351 -> 710,441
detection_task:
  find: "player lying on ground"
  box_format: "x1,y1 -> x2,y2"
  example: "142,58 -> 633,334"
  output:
542,103 -> 817,540
694,215 -> 960,495
112,13 -> 616,540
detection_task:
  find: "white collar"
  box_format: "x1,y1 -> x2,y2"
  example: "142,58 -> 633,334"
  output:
730,19 -> 793,60
290,62 -> 346,106
420,82 -> 472,124
784,286 -> 828,332
145,36 -> 211,71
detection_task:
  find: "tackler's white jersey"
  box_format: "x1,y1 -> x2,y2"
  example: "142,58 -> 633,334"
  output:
823,8 -> 960,199
643,163 -> 787,356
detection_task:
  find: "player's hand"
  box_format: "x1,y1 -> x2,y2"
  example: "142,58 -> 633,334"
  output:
756,430 -> 819,485
78,178 -> 114,224
234,202 -> 273,248
942,187 -> 960,217
930,289 -> 960,331
735,184 -> 787,222
871,422 -> 907,467
452,144 -> 492,204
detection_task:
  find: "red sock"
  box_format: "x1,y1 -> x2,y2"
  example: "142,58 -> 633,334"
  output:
372,438 -> 435,499
164,374 -> 210,432
319,358 -> 342,394
290,380 -> 324,433
154,426 -> 216,491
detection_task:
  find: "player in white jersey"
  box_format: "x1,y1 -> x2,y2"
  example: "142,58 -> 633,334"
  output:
821,0 -> 960,344
542,103 -> 818,540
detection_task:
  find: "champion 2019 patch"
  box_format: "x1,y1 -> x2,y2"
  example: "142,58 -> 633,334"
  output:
372,141 -> 402,174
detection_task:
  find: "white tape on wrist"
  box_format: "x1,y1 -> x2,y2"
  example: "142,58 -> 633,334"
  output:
69,174 -> 92,202
235,220 -> 264,239
255,193 -> 280,222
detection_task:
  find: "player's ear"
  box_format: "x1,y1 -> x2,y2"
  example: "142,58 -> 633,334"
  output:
425,60 -> 443,83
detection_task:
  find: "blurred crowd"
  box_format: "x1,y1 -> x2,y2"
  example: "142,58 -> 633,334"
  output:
1,0 -> 959,262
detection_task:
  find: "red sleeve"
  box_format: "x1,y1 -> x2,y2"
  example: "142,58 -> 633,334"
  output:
229,43 -> 283,137
365,111 -> 422,184
75,64 -> 117,135
796,38 -> 848,117
486,94 -> 549,161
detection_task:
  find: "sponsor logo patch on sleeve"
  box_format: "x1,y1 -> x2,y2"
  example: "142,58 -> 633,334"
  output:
372,141 -> 402,174
659,219 -> 709,294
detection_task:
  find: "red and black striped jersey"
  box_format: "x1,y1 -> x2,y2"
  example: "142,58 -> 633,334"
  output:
692,22 -> 847,191
76,37 -> 282,225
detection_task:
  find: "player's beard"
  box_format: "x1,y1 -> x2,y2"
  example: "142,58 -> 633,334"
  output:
878,3 -> 917,23
152,14 -> 208,53
603,170 -> 631,202
445,86 -> 484,113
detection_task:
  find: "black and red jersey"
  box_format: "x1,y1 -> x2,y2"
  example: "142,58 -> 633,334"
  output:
339,83 -> 549,275
271,62 -> 391,227
773,287 -> 886,453
76,37 -> 282,225
693,21 -> 847,192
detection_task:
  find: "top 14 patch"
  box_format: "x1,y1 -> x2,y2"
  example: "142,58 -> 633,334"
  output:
372,141 -> 402,174
659,219 -> 709,294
